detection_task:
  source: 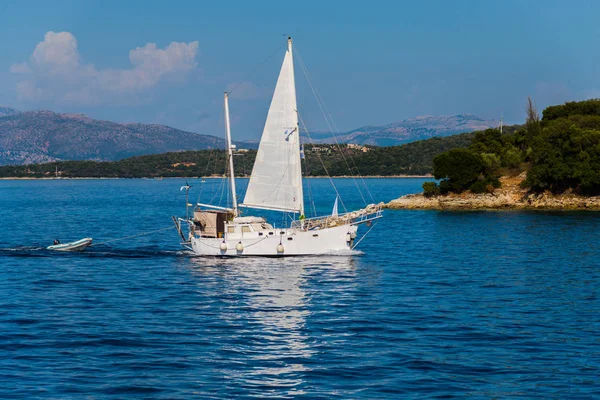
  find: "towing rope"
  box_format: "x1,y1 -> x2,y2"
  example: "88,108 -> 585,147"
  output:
93,226 -> 176,246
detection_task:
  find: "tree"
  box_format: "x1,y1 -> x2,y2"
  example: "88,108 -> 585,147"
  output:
422,181 -> 440,197
433,149 -> 487,193
543,99 -> 600,121
526,96 -> 541,143
526,119 -> 600,195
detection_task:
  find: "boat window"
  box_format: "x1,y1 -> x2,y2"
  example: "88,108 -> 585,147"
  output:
241,226 -> 251,233
268,232 -> 274,235
258,232 -> 263,236
227,226 -> 235,233
280,231 -> 285,235
287,237 -> 293,241
312,234 -> 319,237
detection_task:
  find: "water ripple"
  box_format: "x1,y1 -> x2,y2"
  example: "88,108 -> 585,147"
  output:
0,179 -> 599,398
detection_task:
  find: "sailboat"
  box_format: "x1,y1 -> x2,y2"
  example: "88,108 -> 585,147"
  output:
176,38 -> 382,256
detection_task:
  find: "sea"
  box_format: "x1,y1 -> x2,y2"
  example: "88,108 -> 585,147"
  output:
0,178 -> 598,399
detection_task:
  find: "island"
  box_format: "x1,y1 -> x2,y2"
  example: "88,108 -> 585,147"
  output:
387,98 -> 600,210
0,136 -> 473,179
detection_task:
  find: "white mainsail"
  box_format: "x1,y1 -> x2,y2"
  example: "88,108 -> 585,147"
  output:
241,38 -> 304,215
183,37 -> 383,257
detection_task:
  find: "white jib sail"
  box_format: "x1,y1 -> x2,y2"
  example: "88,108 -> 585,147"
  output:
332,196 -> 339,217
242,38 -> 304,214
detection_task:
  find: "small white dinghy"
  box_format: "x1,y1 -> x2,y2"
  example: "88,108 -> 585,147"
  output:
47,238 -> 93,252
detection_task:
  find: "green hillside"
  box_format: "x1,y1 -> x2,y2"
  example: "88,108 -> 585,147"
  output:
423,98 -> 600,196
0,130 -> 482,178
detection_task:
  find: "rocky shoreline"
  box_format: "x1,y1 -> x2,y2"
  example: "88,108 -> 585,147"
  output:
0,175 -> 433,180
385,175 -> 600,210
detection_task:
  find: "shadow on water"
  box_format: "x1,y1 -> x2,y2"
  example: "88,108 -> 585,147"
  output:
0,245 -> 185,259
0,243 -> 364,260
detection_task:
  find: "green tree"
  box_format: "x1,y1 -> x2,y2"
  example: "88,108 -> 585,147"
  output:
543,99 -> 600,121
422,181 -> 440,197
526,96 -> 541,144
526,119 -> 600,195
433,148 -> 488,193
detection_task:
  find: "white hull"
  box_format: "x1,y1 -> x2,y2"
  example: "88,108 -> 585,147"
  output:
47,238 -> 93,252
177,39 -> 382,257
190,224 -> 358,257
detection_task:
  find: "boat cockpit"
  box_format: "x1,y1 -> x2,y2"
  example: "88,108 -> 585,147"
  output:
191,210 -> 274,239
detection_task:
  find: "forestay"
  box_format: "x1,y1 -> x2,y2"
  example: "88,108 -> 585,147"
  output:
241,38 -> 304,215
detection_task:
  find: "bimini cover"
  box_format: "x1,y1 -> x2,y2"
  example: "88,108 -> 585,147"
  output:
233,216 -> 266,224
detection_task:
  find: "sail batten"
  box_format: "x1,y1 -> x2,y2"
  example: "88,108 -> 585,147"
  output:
243,38 -> 304,215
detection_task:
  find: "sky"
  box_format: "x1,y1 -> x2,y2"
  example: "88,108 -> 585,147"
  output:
0,0 -> 599,140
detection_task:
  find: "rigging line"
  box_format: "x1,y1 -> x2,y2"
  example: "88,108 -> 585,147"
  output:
216,135 -> 231,207
302,143 -> 318,217
226,153 -> 231,208
208,151 -> 223,204
294,50 -> 367,206
244,236 -> 269,248
216,153 -> 228,207
93,226 -> 175,246
298,113 -> 348,213
295,46 -> 374,205
249,142 -> 295,211
251,159 -> 288,208
205,108 -> 223,178
227,41 -> 287,96
351,220 -> 379,250
197,236 -> 268,250
300,135 -> 317,217
206,107 -> 225,205
211,151 -> 225,202
295,47 -> 370,205
295,47 -> 362,178
198,134 -> 219,203
317,97 -> 375,205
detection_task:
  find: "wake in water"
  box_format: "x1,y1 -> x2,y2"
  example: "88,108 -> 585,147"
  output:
0,246 -> 48,258
0,246 -> 44,252
0,245 -> 185,259
0,240 -> 363,260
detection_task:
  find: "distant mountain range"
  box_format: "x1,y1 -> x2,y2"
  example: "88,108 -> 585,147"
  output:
304,114 -> 497,146
0,109 -> 229,166
0,106 -> 20,118
0,107 -> 497,166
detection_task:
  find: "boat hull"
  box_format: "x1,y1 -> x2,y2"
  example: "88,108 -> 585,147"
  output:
47,238 -> 93,252
190,224 -> 358,257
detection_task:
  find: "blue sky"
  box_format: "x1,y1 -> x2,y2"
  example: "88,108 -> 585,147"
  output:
0,0 -> 598,140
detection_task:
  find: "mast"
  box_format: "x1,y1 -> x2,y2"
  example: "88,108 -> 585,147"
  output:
224,92 -> 238,216
289,37 -> 304,217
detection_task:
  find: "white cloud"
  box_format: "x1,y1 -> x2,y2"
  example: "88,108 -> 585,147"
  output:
9,62 -> 31,74
11,31 -> 199,104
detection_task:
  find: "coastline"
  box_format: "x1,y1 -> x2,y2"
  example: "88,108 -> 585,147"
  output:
0,175 -> 433,180
385,176 -> 600,210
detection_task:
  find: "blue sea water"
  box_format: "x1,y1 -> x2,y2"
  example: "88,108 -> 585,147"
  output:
0,178 -> 599,399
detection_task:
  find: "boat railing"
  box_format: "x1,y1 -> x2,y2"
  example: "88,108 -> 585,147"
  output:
291,204 -> 383,230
